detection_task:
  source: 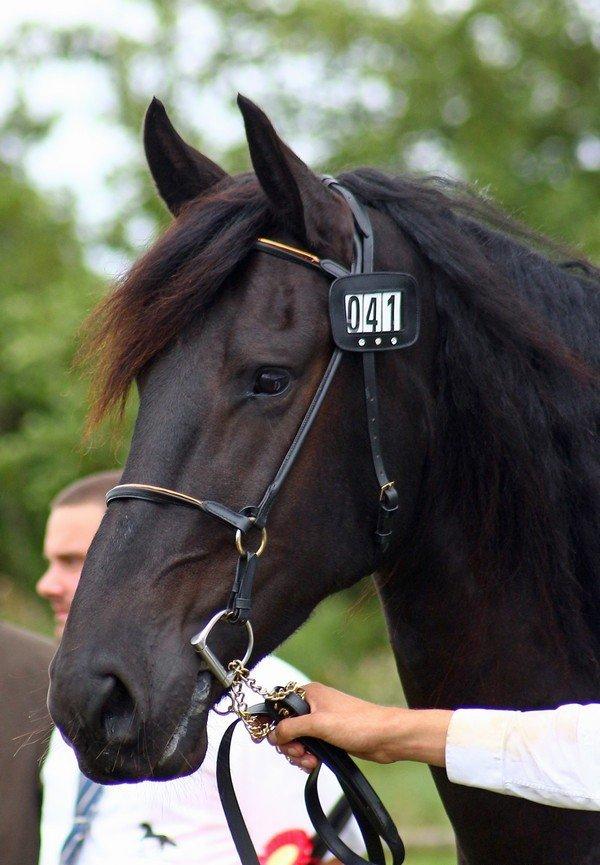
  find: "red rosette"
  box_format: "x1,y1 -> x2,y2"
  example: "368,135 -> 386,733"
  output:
259,828 -> 317,865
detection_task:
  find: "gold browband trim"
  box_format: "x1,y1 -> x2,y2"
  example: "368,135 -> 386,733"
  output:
108,483 -> 205,509
256,237 -> 321,266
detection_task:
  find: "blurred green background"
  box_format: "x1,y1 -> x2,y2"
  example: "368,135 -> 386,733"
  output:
1,1 -> 598,861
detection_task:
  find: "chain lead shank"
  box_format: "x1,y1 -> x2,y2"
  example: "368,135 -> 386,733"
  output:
218,659 -> 306,742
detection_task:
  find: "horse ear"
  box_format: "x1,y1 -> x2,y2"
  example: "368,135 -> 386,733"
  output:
144,97 -> 229,215
237,94 -> 349,251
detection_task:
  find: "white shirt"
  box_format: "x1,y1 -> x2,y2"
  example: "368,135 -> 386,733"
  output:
40,655 -> 361,865
446,703 -> 600,810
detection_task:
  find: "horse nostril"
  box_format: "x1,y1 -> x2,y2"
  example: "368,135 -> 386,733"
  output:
99,674 -> 138,743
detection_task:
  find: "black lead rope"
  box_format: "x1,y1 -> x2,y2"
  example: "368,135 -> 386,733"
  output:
216,692 -> 405,865
311,797 -> 354,860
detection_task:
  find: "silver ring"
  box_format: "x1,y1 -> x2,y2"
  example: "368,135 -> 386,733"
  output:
190,609 -> 254,688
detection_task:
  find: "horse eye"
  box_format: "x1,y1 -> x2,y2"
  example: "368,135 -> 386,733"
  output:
253,368 -> 291,395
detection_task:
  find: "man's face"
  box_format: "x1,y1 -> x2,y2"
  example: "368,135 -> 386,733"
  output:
37,503 -> 105,638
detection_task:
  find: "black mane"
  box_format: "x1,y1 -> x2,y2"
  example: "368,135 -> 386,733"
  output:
341,169 -> 599,672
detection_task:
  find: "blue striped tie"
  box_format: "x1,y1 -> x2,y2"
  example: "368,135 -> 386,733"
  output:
59,773 -> 104,865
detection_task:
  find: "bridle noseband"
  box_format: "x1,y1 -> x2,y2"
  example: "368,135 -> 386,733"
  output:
106,177 -> 410,686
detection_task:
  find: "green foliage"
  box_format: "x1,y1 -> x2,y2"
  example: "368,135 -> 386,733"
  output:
3,1 -> 598,259
0,165 -> 129,597
204,0 -> 600,257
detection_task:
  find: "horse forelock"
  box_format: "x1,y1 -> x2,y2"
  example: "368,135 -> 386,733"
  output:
82,173 -> 273,427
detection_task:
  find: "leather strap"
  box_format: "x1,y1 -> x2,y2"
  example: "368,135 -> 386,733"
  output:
255,239 -> 322,273
362,353 -> 388,491
326,180 -> 398,552
106,483 -> 254,533
362,353 -> 399,550
227,552 -> 259,622
311,796 -> 353,860
253,348 -> 343,527
215,695 -> 405,865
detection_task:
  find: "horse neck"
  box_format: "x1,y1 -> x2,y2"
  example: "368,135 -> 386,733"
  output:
376,522 -> 600,865
374,276 -> 599,709
377,537 -> 599,711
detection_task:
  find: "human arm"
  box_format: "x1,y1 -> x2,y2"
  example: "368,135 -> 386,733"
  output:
268,683 -> 452,767
269,684 -> 600,811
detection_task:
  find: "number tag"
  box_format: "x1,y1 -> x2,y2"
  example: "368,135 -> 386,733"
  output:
329,272 -> 420,352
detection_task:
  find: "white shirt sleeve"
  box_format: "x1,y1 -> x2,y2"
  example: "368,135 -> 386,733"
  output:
445,703 -> 600,810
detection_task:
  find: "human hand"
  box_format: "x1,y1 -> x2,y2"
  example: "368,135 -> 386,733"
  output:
267,682 -> 452,772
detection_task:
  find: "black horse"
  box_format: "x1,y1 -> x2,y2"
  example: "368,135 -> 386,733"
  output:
49,96 -> 600,864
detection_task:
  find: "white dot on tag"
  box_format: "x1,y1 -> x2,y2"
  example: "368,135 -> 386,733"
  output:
375,337 -> 382,345
358,338 -> 366,346
391,337 -> 397,345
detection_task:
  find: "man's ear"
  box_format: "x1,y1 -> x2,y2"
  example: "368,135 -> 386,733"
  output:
237,94 -> 352,258
144,97 -> 229,216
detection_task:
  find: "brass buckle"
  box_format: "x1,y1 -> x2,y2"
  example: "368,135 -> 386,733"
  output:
379,480 -> 396,501
235,517 -> 267,557
190,609 -> 254,688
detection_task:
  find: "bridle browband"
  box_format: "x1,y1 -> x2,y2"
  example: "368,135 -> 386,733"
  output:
106,177 -> 399,682
104,178 -> 409,865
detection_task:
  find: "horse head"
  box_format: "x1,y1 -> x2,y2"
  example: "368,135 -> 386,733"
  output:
49,96 -> 436,781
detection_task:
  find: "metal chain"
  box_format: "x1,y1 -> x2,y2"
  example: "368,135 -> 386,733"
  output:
215,659 -> 306,742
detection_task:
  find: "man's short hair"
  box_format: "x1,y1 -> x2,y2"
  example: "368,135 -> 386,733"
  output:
51,470 -> 121,510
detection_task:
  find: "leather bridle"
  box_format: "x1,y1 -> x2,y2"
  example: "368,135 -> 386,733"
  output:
106,177 -> 402,686
105,179 -> 415,865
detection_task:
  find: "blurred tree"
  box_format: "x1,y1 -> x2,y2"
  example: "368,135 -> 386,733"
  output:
213,0 -> 600,255
0,163 -> 129,604
2,0 -> 598,258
